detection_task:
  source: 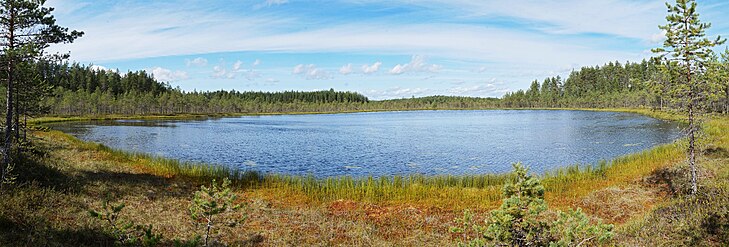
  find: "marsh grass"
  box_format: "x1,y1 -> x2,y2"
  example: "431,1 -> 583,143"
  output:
611,116 -> 729,246
5,110 -> 727,246
49,115 -> 686,210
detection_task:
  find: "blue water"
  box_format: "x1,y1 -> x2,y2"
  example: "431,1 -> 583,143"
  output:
51,110 -> 681,177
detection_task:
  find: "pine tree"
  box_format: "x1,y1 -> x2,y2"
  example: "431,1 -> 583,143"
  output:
721,48 -> 729,114
0,0 -> 83,188
652,0 -> 725,195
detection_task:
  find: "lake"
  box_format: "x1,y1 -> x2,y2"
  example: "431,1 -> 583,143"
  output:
50,110 -> 681,177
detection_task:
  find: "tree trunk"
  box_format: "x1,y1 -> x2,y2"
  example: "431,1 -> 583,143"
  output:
22,112 -> 26,142
688,95 -> 697,195
725,87 -> 728,114
1,60 -> 13,189
13,90 -> 18,140
1,11 -> 16,189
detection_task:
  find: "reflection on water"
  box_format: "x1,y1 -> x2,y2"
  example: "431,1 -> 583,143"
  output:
49,110 -> 682,177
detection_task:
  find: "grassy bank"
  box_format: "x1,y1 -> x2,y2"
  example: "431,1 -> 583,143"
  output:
29,106 -> 685,125
2,109 -> 726,246
33,108 -> 688,210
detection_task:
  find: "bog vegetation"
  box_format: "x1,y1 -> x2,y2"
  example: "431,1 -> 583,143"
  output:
0,0 -> 728,246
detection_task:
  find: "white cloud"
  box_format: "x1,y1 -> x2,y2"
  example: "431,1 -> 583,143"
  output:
389,55 -> 441,75
649,30 -> 667,44
402,0 -> 665,41
474,66 -> 488,73
293,64 -> 307,74
211,65 -> 230,79
148,67 -> 189,81
339,63 -> 353,75
389,64 -> 406,75
265,78 -> 279,83
211,60 -> 261,80
264,0 -> 288,6
361,61 -> 382,74
232,60 -> 244,72
90,65 -> 109,71
186,57 -> 208,67
366,87 -> 432,99
447,85 -> 490,95
45,0 -> 90,15
45,0 -> 671,92
293,64 -> 331,80
306,68 -> 331,80
254,0 -> 288,9
48,3 -> 641,68
439,77 -> 510,97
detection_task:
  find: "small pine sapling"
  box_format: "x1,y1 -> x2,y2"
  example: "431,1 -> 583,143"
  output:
190,178 -> 246,247
451,163 -> 614,246
88,199 -> 163,246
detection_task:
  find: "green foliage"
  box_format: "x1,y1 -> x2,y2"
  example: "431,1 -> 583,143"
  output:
619,183 -> 729,246
0,163 -> 17,188
652,0 -> 726,108
0,0 -> 83,192
502,60 -> 657,109
451,163 -> 613,247
652,0 -> 726,195
190,178 -> 245,247
88,199 -> 163,246
481,163 -> 552,246
550,208 -> 614,247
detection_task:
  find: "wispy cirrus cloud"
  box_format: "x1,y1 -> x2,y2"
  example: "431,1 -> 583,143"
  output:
43,0 -> 729,99
48,0 -> 651,66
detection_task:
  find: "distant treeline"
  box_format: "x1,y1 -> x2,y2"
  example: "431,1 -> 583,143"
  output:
502,59 -> 729,112
12,57 -> 729,116
33,63 -> 501,116
502,60 -> 656,108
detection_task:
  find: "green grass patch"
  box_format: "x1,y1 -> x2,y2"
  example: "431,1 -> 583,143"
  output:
34,108 -> 700,211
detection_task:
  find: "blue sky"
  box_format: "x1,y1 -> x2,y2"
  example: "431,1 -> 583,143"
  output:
46,0 -> 729,100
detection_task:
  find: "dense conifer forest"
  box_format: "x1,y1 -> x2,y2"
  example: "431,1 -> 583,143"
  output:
13,53 -> 726,117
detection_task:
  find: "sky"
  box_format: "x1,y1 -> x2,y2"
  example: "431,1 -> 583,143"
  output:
45,0 -> 729,100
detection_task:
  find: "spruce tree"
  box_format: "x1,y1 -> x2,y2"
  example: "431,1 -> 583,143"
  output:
652,0 -> 725,194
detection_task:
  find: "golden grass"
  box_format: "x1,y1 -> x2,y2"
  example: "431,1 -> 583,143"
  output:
34,108 -> 696,213
5,109 -> 725,246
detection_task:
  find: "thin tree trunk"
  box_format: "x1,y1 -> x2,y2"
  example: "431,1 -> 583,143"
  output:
204,215 -> 213,247
725,87 -> 728,114
688,95 -> 697,195
22,112 -> 26,142
684,12 -> 698,196
13,89 -> 18,140
2,60 -> 13,189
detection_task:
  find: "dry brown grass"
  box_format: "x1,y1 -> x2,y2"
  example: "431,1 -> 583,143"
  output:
2,112 -> 726,246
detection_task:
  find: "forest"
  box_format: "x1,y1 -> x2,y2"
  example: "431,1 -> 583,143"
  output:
501,57 -> 729,111
0,61 -> 703,119
1,0 -> 729,246
5,50 -> 727,118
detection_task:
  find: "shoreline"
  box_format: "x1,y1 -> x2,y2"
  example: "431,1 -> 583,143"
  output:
31,106 -> 683,125
36,107 -> 683,179
7,109 -> 726,245
32,108 -> 692,209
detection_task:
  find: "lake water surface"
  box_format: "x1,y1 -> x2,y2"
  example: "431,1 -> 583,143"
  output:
51,110 -> 681,177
